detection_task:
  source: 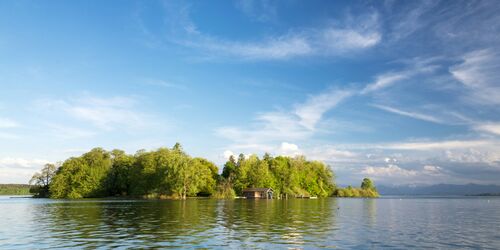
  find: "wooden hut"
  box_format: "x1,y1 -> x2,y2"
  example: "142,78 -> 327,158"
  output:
242,188 -> 274,199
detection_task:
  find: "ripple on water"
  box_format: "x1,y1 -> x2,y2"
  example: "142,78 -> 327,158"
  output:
0,197 -> 499,249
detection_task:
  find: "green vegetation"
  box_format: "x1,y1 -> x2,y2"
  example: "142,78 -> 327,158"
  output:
0,184 -> 32,195
334,178 -> 379,198
219,154 -> 336,198
29,163 -> 57,197
29,143 -> 378,199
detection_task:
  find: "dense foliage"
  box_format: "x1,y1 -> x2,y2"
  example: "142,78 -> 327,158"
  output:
219,154 -> 336,198
46,144 -> 217,199
29,143 -> 377,199
0,184 -> 32,195
334,178 -> 379,198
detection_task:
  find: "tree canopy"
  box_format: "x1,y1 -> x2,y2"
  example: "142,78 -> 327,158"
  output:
334,178 -> 379,198
29,163 -> 57,197
29,144 -> 378,199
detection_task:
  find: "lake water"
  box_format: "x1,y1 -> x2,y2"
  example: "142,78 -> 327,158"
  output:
0,196 -> 499,249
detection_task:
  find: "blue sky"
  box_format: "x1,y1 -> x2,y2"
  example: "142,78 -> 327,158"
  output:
1,0 -> 500,186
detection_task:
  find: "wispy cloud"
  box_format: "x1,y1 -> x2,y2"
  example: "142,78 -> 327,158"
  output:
385,1 -> 439,41
361,60 -> 438,94
474,123 -> 500,136
235,0 -> 278,23
307,145 -> 357,162
0,157 -> 50,183
378,140 -> 491,151
372,104 -> 444,124
0,157 -> 49,169
38,95 -> 161,131
45,123 -> 96,139
141,78 -> 188,90
216,87 -> 351,145
158,3 -> 381,60
181,33 -> 314,60
279,142 -> 301,156
361,164 -> 417,177
450,49 -> 500,105
295,89 -> 352,130
361,71 -> 413,94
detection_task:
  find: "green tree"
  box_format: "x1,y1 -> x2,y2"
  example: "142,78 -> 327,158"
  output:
361,178 -> 376,191
221,155 -> 237,180
106,149 -> 135,196
246,155 -> 274,189
50,148 -> 112,198
30,163 -> 58,197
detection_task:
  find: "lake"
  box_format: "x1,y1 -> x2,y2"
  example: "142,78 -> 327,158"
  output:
0,196 -> 499,249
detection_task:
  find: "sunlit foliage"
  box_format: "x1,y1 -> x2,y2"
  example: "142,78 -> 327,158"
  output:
30,144 -> 377,199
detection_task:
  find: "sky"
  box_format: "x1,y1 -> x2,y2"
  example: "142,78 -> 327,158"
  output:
1,0 -> 500,186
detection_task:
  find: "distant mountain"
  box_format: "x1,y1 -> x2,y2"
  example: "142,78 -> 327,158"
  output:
377,183 -> 500,196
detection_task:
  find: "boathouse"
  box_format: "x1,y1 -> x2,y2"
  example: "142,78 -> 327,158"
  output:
242,188 -> 273,199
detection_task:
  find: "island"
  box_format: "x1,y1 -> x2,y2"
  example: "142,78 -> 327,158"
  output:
29,143 -> 379,199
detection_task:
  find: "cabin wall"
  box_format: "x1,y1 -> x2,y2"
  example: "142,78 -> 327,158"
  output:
243,191 -> 264,198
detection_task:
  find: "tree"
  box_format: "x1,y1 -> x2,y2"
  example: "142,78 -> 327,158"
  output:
49,148 -> 112,198
361,178 -> 375,191
222,155 -> 237,180
34,145 -> 344,199
30,163 -> 58,197
106,150 -> 135,196
246,156 -> 274,188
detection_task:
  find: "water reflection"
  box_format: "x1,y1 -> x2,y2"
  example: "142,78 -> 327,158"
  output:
34,199 -> 338,248
363,198 -> 377,227
2,197 -> 499,249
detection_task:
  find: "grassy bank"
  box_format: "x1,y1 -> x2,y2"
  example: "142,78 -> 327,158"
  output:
0,184 -> 32,195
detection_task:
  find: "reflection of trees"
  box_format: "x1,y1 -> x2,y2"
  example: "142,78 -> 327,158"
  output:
47,199 -> 219,248
363,198 -> 377,227
44,198 -> 337,248
216,198 -> 337,248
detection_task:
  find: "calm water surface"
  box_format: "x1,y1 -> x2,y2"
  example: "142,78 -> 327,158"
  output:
0,196 -> 499,249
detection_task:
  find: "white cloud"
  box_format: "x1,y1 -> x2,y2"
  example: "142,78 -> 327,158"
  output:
444,148 -> 500,164
360,164 -> 450,185
361,71 -> 412,94
450,49 -> 500,105
378,140 -> 491,151
141,78 -> 187,90
474,123 -> 500,136
361,164 -> 417,177
295,89 -> 352,130
216,88 -> 350,143
0,157 -> 50,183
387,1 -> 438,41
372,104 -> 444,124
361,61 -> 438,94
280,142 -> 298,152
223,150 -> 235,160
180,32 -> 315,60
280,142 -> 300,156
306,146 -> 357,163
423,165 -> 442,175
322,29 -> 380,50
0,158 -> 49,169
38,95 -> 163,132
162,3 -> 381,60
